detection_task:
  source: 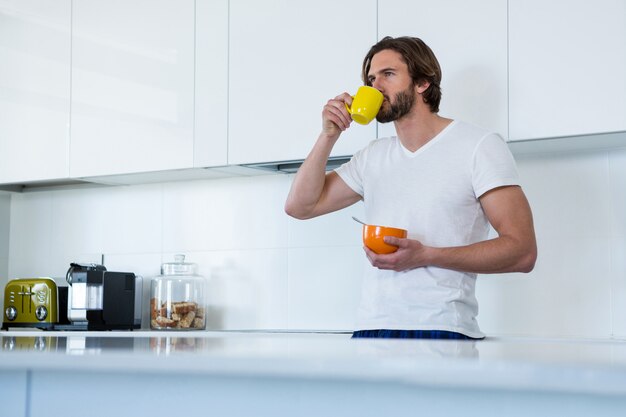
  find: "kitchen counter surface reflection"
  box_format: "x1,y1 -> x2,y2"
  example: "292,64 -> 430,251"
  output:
2,330 -> 626,396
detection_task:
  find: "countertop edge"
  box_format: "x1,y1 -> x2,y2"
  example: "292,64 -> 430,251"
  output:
3,331 -> 626,397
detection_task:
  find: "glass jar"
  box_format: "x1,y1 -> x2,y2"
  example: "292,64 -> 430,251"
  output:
150,255 -> 207,330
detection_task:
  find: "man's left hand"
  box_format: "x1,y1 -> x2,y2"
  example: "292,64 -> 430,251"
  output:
363,236 -> 429,272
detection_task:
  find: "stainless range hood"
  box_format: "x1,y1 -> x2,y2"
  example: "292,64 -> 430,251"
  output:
243,156 -> 352,174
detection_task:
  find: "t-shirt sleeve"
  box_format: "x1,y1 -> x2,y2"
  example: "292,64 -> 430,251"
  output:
334,147 -> 367,198
472,133 -> 520,198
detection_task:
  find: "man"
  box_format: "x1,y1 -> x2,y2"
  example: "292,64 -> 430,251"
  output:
284,36 -> 537,340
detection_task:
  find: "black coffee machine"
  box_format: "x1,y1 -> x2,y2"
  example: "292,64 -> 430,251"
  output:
56,263 -> 142,331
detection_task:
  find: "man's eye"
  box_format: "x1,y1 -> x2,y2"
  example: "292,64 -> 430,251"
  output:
385,72 -> 393,77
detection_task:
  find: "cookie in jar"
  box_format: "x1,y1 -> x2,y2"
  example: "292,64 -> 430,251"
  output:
150,255 -> 207,330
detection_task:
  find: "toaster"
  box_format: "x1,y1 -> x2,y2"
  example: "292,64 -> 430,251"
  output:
2,278 -> 68,330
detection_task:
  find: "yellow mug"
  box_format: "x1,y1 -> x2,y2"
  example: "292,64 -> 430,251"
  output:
345,86 -> 384,125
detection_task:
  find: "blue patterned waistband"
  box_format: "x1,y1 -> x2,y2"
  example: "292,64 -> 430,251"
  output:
351,329 -> 483,340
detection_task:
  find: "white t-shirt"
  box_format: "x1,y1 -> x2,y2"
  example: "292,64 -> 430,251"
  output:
335,120 -> 520,338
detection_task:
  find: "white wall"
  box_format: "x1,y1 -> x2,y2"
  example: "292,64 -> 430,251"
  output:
3,146 -> 626,338
4,175 -> 366,331
0,194 -> 10,316
478,147 -> 626,338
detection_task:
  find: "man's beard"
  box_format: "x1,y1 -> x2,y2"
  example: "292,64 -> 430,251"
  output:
376,84 -> 416,123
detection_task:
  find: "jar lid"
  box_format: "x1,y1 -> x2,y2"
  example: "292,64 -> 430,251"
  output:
161,254 -> 198,276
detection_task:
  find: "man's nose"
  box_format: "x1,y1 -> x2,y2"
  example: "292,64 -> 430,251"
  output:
371,79 -> 384,93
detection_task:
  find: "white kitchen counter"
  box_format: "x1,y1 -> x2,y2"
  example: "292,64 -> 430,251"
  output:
2,330 -> 626,417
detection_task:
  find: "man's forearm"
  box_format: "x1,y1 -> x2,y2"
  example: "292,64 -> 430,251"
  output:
370,232 -> 537,274
284,133 -> 337,219
425,235 -> 536,274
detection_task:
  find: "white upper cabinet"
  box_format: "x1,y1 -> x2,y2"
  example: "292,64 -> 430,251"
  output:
228,0 -> 378,165
0,0 -> 71,184
377,0 -> 508,140
70,0 -> 195,178
194,0 -> 228,168
509,0 -> 626,140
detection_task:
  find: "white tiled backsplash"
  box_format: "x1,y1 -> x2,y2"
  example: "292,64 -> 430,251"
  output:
0,195 -> 9,289
2,147 -> 626,338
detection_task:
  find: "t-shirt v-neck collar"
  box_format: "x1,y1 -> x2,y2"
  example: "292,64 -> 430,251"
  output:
398,120 -> 457,158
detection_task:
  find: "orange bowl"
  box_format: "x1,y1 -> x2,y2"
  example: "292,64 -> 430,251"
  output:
362,224 -> 407,254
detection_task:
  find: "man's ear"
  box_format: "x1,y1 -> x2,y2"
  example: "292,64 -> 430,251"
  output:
415,81 -> 430,94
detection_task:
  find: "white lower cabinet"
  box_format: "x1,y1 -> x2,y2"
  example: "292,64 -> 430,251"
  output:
509,0 -> 626,140
69,0 -> 195,178
228,0 -> 378,165
0,0 -> 71,184
377,0 -> 508,140
0,370 -> 27,417
25,366 -> 626,417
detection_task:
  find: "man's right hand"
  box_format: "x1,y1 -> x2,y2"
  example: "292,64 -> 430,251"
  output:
322,92 -> 354,140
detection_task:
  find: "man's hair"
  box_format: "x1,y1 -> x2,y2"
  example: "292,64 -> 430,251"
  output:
362,36 -> 442,113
